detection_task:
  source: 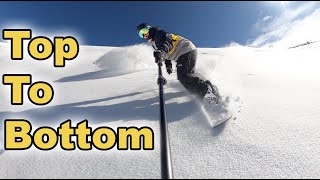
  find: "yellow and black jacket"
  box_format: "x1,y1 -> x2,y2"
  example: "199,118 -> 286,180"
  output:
148,27 -> 196,62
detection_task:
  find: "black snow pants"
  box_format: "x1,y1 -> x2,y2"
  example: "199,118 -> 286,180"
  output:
176,49 -> 209,98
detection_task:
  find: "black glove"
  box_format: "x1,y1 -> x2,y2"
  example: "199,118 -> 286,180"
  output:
165,60 -> 173,74
154,50 -> 165,64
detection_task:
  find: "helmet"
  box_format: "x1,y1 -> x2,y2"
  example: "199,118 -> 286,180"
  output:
136,23 -> 151,39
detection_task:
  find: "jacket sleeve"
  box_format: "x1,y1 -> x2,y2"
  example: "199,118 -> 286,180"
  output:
153,30 -> 173,54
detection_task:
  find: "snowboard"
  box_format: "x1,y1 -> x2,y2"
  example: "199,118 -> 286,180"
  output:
199,99 -> 233,128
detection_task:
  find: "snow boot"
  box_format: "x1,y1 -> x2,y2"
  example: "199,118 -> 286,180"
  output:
203,80 -> 221,104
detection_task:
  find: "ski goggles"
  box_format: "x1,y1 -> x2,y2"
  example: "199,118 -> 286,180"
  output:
138,28 -> 149,39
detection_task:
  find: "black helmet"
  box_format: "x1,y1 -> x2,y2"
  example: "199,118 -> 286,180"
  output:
137,23 -> 151,33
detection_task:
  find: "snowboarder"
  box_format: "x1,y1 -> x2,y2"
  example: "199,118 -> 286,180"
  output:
136,23 -> 220,104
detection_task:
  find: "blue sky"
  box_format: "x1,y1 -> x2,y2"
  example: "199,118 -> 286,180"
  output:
0,1 -> 319,48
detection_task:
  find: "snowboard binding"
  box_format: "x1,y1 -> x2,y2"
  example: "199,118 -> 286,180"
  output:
204,80 -> 221,104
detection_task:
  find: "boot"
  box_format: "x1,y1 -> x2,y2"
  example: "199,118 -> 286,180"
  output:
203,80 -> 220,104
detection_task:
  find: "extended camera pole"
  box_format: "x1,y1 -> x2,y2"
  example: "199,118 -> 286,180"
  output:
157,61 -> 173,179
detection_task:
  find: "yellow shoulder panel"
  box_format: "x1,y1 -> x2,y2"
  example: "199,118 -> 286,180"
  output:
168,34 -> 180,55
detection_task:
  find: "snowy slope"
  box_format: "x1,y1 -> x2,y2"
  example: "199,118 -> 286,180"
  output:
0,43 -> 320,178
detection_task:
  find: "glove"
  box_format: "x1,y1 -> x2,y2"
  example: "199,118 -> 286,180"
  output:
165,60 -> 173,75
154,50 -> 165,64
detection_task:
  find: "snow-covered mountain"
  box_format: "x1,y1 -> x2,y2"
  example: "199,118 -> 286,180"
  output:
0,43 -> 320,178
